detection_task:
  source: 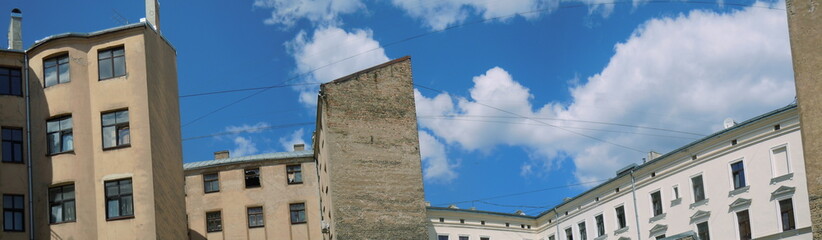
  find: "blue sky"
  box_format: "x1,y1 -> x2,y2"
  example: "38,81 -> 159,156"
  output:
4,0 -> 795,215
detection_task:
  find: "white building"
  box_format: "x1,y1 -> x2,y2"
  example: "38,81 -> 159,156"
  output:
428,104 -> 811,240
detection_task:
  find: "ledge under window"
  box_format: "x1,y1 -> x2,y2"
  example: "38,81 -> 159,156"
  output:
615,226 -> 630,235
103,144 -> 131,151
594,234 -> 608,240
728,185 -> 750,197
770,173 -> 794,185
670,198 -> 682,207
689,199 -> 709,209
106,215 -> 135,222
649,213 -> 666,223
46,150 -> 75,157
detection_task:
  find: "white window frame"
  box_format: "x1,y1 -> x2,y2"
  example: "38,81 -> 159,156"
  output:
614,203 -> 627,230
564,226 -> 574,240
769,143 -> 791,178
672,185 -> 680,199
689,173 -> 706,203
649,189 -> 663,216
593,211 -> 606,237
728,158 -> 747,190
734,209 -> 752,240
695,221 -> 710,240
774,195 -> 796,232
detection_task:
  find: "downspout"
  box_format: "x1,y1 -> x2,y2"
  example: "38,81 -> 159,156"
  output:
630,170 -> 641,240
553,208 -> 560,240
24,53 -> 34,240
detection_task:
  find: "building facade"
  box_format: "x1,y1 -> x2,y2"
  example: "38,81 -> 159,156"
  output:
184,146 -> 322,240
0,6 -> 187,240
428,104 -> 811,240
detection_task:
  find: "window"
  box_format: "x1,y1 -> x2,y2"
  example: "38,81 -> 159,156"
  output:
44,54 -> 69,87
651,191 -> 663,216
697,222 -> 710,240
47,116 -> 73,154
0,67 -> 21,95
774,124 -> 781,131
102,110 -> 130,149
245,168 -> 260,188
206,211 -> 222,232
481,220 -> 485,225
462,219 -> 466,224
779,198 -> 795,231
98,47 -> 125,80
772,146 -> 790,176
595,214 -> 605,236
3,194 -> 23,231
290,203 -> 306,224
548,236 -> 555,240
565,227 -> 574,240
105,178 -> 133,219
439,217 -> 443,222
247,207 -> 264,228
578,221 -> 587,240
655,235 -> 666,239
615,206 -> 627,229
691,175 -> 705,202
438,236 -> 449,240
482,237 -> 491,240
673,186 -> 680,199
287,164 -> 302,184
203,173 -> 219,193
2,128 -> 23,163
49,184 -> 75,223
737,210 -> 751,240
731,139 -> 738,145
459,236 -> 469,240
731,161 -> 746,189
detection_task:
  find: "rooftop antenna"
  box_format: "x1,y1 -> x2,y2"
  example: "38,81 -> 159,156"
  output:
111,9 -> 128,25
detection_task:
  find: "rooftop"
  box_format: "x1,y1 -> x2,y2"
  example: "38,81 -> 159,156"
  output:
183,150 -> 313,171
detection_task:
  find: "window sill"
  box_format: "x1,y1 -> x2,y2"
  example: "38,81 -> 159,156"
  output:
770,173 -> 794,185
248,225 -> 265,229
204,190 -> 219,194
1,161 -> 25,164
614,226 -> 629,235
245,186 -> 261,189
291,221 -> 307,225
670,198 -> 682,207
206,230 -> 222,233
106,215 -> 134,222
103,144 -> 131,151
689,199 -> 709,209
649,213 -> 666,223
728,185 -> 750,197
99,75 -> 127,81
50,220 -> 77,225
594,234 -> 608,240
47,150 -> 75,157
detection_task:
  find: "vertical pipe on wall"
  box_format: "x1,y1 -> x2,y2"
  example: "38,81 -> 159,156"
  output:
630,170 -> 641,240
24,54 -> 34,240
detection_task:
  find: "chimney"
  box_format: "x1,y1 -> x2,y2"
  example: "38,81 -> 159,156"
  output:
7,8 -> 21,50
145,0 -> 160,32
293,144 -> 305,151
214,150 -> 229,160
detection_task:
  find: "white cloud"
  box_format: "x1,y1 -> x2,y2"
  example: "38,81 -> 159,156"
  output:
253,0 -> 365,27
225,122 -> 271,134
232,136 -> 259,157
286,26 -> 390,106
415,2 -> 794,183
389,0 -> 614,30
419,131 -> 458,183
279,128 -> 309,151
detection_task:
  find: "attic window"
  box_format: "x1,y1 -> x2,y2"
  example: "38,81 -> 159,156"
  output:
774,124 -> 781,131
596,197 -> 600,202
651,172 -> 656,177
691,155 -> 698,160
506,223 -> 510,227
460,219 -> 465,224
521,224 -> 525,229
481,220 -> 485,225
439,218 -> 444,223
731,139 -> 738,146
616,187 -> 620,193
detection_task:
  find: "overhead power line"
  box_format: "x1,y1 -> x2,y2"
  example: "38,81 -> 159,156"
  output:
182,122 -> 315,141
435,178 -> 610,207
179,82 -> 321,98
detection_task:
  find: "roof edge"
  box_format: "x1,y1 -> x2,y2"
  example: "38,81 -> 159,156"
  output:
322,56 -> 411,86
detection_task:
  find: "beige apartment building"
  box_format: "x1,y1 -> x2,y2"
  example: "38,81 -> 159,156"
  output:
0,3 -> 187,239
184,145 -> 321,240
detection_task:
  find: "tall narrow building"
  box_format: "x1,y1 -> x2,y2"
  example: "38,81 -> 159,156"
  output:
314,56 -> 429,239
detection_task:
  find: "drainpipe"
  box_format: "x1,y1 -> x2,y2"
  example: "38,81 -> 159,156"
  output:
553,208 -> 560,240
630,169 -> 641,240
24,54 -> 34,240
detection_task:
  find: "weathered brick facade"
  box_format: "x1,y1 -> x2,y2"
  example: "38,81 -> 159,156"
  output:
314,56 -> 429,239
785,0 -> 822,238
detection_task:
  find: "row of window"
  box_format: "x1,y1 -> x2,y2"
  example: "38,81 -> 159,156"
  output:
202,165 -> 303,193
204,203 -> 307,233
2,178 -> 134,232
438,236 -> 490,240
44,47 -> 126,87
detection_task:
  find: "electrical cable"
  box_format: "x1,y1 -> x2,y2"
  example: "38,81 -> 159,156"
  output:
182,122 -> 315,141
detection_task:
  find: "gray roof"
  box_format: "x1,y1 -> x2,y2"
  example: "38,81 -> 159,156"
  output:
28,22 -> 176,52
183,150 -> 313,170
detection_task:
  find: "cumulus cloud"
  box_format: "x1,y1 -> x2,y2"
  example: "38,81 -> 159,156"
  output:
390,0 -> 614,30
253,0 -> 365,27
232,136 -> 259,157
279,128 -> 309,151
225,122 -> 271,134
415,2 -> 794,183
419,131 -> 458,183
286,26 -> 390,106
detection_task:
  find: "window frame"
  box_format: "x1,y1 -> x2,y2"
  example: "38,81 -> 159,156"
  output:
203,173 -> 219,193
245,168 -> 261,188
696,221 -> 710,240
730,159 -> 747,190
101,109 -> 130,150
691,174 -> 706,203
49,184 -> 76,224
286,164 -> 303,184
97,46 -> 126,80
778,198 -> 796,232
0,66 -> 22,95
615,205 -> 627,229
578,220 -> 587,240
672,185 -> 680,199
736,209 -> 751,240
2,127 -> 23,163
46,115 -> 73,155
289,202 -> 307,224
247,206 -> 264,228
565,226 -> 574,240
104,178 -> 134,220
650,190 -> 663,216
595,213 -> 605,237
43,54 -> 70,87
770,144 -> 791,177
206,211 -> 222,233
3,194 -> 24,232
